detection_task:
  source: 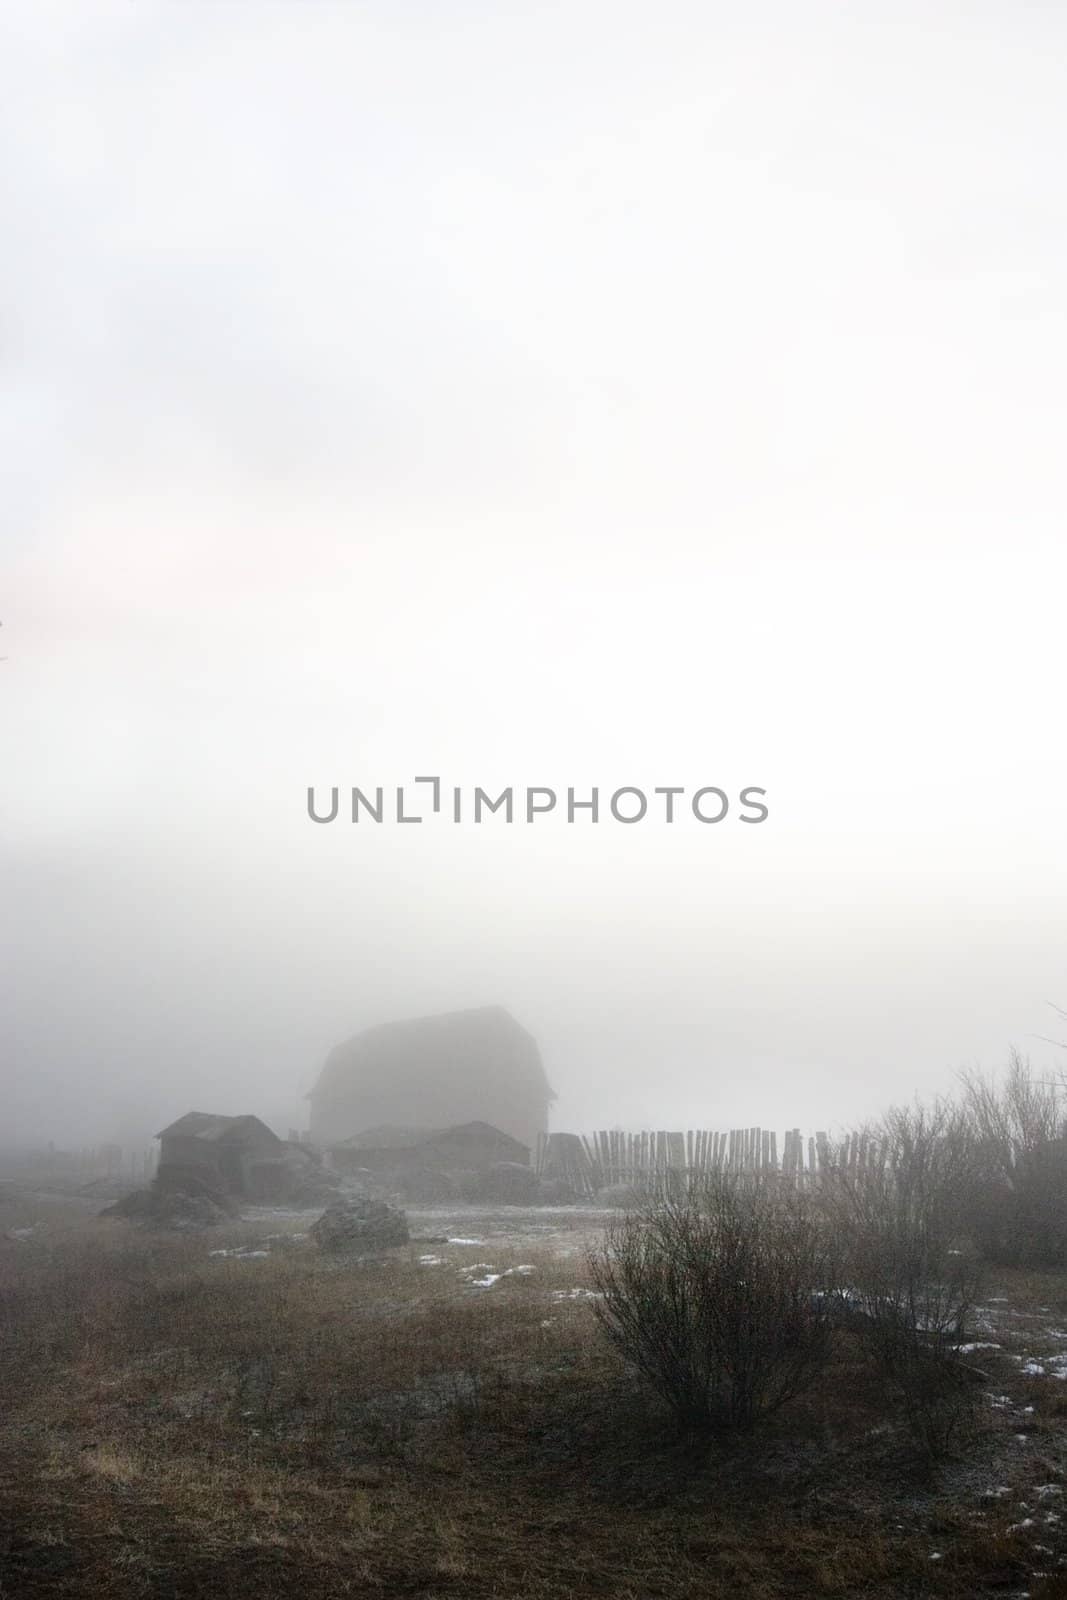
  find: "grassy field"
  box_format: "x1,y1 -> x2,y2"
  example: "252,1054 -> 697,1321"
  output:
4,1193 -> 1067,1598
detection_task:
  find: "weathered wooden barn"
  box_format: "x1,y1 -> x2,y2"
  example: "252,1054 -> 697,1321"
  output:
329,1120 -> 530,1178
156,1112 -> 284,1196
307,1006 -> 554,1152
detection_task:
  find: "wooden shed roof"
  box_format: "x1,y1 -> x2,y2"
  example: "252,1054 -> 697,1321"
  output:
155,1112 -> 281,1146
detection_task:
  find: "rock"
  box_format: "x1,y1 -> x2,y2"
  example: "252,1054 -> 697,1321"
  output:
310,1193 -> 409,1253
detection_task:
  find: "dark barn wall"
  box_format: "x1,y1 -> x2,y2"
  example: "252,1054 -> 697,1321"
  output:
318,1083 -> 546,1151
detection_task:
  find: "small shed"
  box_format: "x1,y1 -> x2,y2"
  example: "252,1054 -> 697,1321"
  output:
156,1112 -> 284,1197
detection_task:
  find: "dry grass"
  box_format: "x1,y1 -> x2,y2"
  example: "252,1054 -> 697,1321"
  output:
2,1199 -> 1067,1597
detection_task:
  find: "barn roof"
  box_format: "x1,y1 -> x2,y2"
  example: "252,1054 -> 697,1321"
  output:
309,1006 -> 554,1102
155,1112 -> 281,1145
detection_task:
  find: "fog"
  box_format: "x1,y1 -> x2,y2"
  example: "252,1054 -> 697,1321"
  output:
3,2 -> 1066,1149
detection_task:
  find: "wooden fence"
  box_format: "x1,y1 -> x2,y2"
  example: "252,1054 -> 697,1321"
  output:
535,1127 -> 886,1198
3,1145 -> 160,1183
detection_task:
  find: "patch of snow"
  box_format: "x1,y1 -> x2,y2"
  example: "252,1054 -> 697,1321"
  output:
418,1255 -> 444,1266
208,1248 -> 269,1259
1036,1486 -> 1063,1500
961,1342 -> 1001,1353
468,1274 -> 501,1289
551,1287 -> 602,1301
448,1237 -> 484,1246
504,1265 -> 535,1276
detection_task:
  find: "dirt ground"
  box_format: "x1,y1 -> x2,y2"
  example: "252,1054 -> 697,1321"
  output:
5,1188 -> 1067,1597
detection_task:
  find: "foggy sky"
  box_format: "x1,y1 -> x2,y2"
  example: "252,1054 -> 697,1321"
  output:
3,2 -> 1066,1148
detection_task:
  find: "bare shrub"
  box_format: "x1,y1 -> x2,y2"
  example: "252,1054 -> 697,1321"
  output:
588,1177 -> 837,1435
960,1051 -> 1067,1267
821,1102 -> 983,1457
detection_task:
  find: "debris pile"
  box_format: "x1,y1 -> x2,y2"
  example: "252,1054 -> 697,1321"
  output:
102,1169 -> 238,1230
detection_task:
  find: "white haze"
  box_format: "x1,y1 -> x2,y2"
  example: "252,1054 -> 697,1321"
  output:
2,1 -> 1066,1148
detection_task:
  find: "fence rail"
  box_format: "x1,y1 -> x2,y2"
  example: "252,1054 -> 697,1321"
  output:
0,1145 -> 160,1183
535,1127 -> 885,1198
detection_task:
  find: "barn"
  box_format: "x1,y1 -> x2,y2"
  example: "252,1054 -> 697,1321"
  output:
156,1112 -> 284,1197
307,1006 -> 554,1152
329,1120 -> 530,1177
